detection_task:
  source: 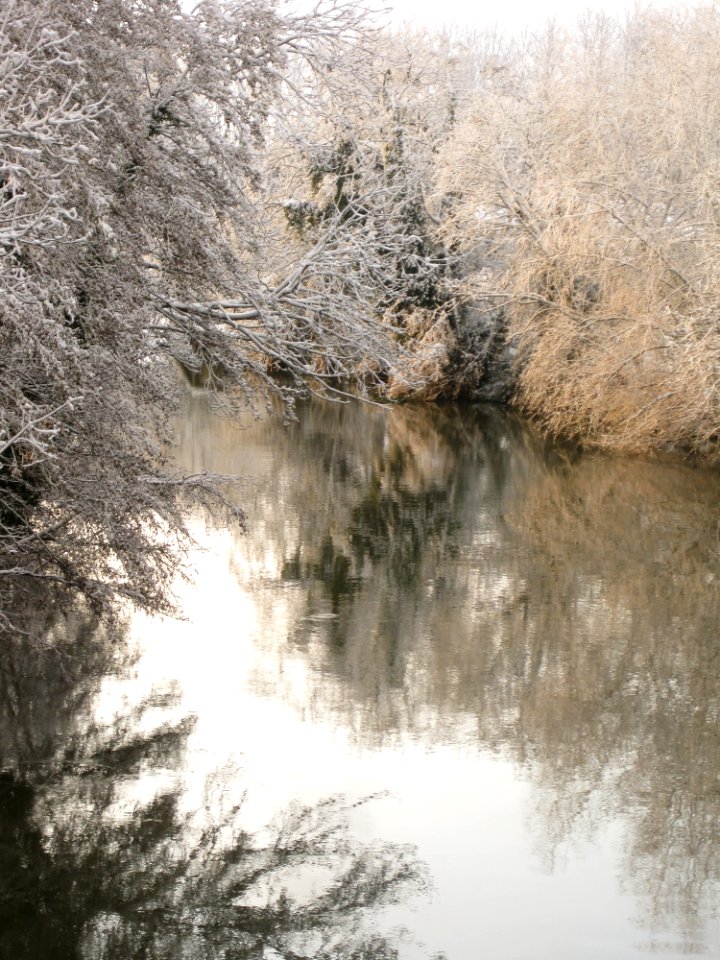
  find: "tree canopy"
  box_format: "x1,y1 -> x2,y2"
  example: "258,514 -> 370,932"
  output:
0,0 -> 418,636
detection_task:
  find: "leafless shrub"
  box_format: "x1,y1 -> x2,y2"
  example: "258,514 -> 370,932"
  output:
435,6 -> 720,459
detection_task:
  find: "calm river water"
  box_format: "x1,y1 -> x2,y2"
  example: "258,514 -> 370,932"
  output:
1,390 -> 719,959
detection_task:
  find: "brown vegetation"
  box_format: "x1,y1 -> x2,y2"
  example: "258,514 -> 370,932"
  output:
433,6 -> 720,460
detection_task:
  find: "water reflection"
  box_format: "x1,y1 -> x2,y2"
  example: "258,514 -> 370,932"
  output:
175,392 -> 720,956
0,601 -> 431,960
3,394 -> 719,959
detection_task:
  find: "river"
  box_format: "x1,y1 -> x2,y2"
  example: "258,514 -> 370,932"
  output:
1,389 -> 718,959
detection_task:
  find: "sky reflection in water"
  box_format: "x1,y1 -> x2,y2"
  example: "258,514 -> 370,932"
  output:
170,392 -> 720,958
2,391 -> 719,959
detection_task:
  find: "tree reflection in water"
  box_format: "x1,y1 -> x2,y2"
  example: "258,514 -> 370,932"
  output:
174,393 -> 720,952
5,395 -> 717,958
0,598 -> 431,960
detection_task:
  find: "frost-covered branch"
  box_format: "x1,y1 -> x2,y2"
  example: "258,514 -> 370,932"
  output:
0,0 -> 409,637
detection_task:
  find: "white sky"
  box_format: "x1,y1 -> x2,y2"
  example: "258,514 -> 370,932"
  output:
385,0 -> 698,34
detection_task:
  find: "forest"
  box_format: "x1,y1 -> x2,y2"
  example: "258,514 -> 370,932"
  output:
3,0 -> 720,634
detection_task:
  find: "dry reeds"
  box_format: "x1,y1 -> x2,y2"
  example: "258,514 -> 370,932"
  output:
436,4 -> 720,459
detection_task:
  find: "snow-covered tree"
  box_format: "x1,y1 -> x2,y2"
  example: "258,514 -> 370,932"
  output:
264,29 -> 469,399
0,0 -> 409,636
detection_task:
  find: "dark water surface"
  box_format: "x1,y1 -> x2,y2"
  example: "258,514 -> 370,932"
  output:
1,391 -> 719,959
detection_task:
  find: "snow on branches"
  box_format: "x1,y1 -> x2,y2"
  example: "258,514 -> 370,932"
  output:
0,0 -> 406,636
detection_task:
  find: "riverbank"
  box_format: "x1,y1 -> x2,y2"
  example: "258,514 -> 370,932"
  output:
413,299 -> 720,469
